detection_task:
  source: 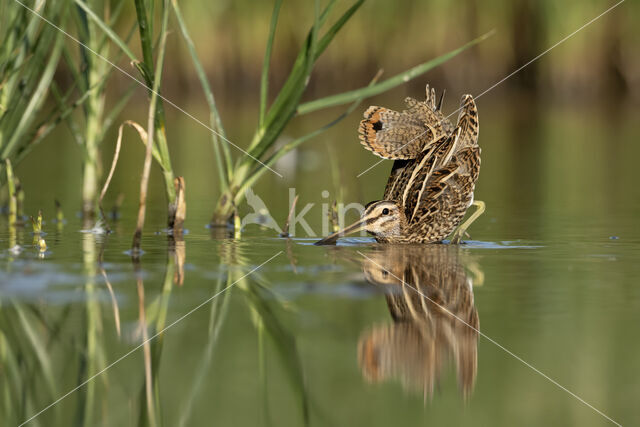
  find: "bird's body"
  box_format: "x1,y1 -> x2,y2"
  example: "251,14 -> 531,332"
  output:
315,85 -> 484,245
373,91 -> 481,243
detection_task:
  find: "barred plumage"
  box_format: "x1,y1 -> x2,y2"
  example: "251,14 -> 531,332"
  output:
357,84 -> 454,160
315,84 -> 484,246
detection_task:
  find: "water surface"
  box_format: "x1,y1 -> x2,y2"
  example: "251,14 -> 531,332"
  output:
1,100 -> 639,426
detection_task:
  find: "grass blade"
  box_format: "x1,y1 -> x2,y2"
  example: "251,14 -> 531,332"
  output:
238,70 -> 383,200
133,0 -> 155,82
259,0 -> 283,128
314,0 -> 364,61
256,0 -> 338,138
247,0 -> 364,162
74,0 -> 137,63
298,30 -> 495,114
1,7 -> 67,160
133,0 -> 177,213
171,0 -> 231,192
132,0 -> 170,252
5,159 -> 17,227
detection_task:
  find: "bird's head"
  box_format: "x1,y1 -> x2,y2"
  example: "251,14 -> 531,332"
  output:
314,200 -> 406,245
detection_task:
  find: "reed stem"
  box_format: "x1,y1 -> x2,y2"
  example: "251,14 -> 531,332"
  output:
5,159 -> 17,228
134,0 -> 177,225
133,0 -> 170,252
80,2 -> 108,218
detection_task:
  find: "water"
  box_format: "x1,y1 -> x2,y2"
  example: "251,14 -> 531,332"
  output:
1,99 -> 640,426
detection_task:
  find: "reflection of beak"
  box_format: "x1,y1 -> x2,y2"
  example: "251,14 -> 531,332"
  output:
314,218 -> 366,245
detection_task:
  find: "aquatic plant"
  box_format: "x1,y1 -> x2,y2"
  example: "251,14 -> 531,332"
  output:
4,160 -> 18,227
131,0 -> 171,251
59,1 -> 136,218
30,209 -> 43,234
75,0 -> 181,229
133,0 -> 180,227
0,1 -> 69,185
1,0 -> 133,220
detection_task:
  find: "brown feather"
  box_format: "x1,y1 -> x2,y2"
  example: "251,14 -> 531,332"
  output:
371,89 -> 481,243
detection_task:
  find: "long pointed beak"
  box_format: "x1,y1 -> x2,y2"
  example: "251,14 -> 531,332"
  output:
314,218 -> 367,245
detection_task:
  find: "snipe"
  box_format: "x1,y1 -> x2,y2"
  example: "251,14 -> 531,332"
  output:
316,85 -> 485,245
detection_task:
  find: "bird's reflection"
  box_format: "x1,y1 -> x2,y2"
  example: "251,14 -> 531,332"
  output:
358,245 -> 480,400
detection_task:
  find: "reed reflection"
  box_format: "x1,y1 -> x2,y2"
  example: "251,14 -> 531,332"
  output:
358,245 -> 480,400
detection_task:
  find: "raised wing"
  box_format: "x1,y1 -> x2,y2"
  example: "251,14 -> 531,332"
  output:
358,85 -> 453,160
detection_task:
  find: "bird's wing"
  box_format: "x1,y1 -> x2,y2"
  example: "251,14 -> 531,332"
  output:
358,85 -> 454,161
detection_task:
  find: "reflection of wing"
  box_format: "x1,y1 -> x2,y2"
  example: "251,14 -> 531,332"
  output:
358,85 -> 453,160
359,245 -> 479,399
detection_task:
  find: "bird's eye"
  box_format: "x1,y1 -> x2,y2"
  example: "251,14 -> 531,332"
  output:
382,208 -> 389,215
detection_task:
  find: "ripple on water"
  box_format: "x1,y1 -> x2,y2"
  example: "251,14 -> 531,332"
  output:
300,237 -> 542,249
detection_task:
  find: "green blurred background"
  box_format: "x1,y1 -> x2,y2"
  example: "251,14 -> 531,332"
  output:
94,0 -> 640,103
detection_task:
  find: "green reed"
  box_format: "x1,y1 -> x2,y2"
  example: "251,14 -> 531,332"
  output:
60,1 -> 135,218
5,160 -> 17,227
1,0 -> 132,219
133,0 -> 177,217
75,0 -> 179,229
0,1 -> 68,185
171,0 -> 230,195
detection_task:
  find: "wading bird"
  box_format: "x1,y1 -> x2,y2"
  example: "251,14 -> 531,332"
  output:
315,85 -> 485,245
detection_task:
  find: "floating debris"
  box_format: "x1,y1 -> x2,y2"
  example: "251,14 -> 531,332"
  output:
37,237 -> 47,252
8,245 -> 22,256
